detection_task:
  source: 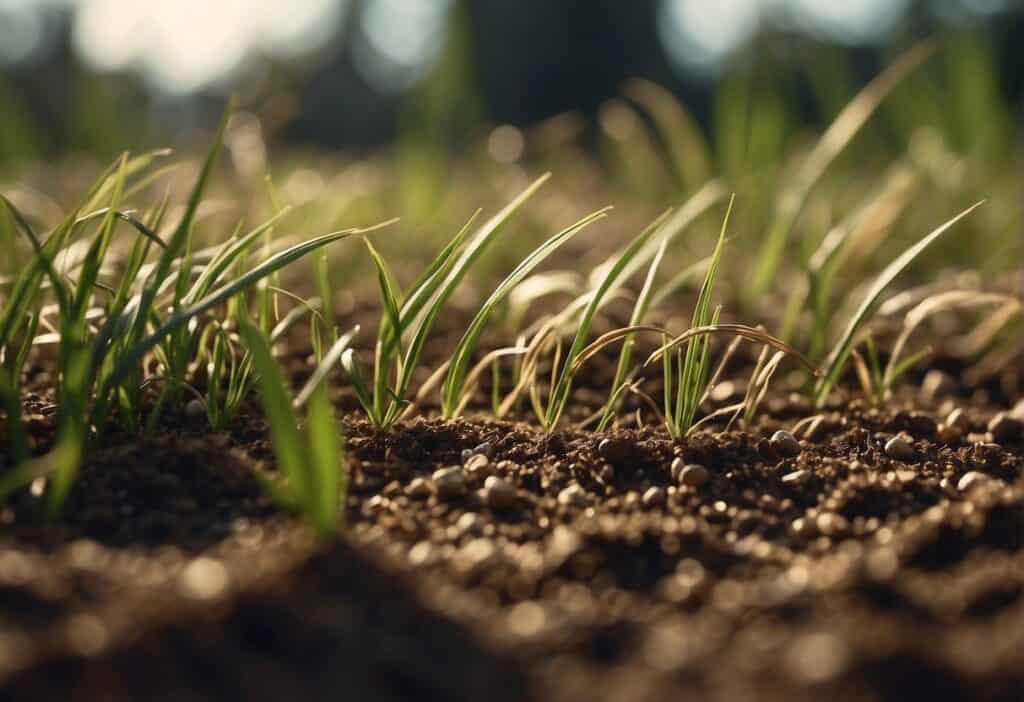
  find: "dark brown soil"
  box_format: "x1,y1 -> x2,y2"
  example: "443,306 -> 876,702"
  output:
2,275 -> 1024,700
2,386 -> 1023,701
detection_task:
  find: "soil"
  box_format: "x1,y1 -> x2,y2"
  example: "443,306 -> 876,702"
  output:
1,308 -> 1023,700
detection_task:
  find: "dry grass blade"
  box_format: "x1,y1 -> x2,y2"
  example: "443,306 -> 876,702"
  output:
642,324 -> 819,374
751,40 -> 936,297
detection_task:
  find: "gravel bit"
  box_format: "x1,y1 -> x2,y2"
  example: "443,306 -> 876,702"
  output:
770,430 -> 801,458
884,437 -> 915,462
557,484 -> 589,508
482,476 -> 517,510
988,412 -> 1023,444
431,466 -> 466,501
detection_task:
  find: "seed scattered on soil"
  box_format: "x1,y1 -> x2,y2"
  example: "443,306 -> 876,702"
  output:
406,477 -> 432,500
185,399 -> 205,417
988,412 -> 1023,444
884,436 -> 915,461
781,469 -> 810,485
482,476 -> 517,510
431,466 -> 466,501
642,486 -> 666,507
557,484 -> 589,507
957,471 -> 991,492
464,453 -> 490,475
770,430 -> 801,457
677,463 -> 710,487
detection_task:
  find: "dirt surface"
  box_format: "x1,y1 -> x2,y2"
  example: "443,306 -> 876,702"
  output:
2,383 -> 1023,701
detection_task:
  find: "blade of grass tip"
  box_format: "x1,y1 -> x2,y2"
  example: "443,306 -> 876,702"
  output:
239,323 -> 306,505
381,176 -> 550,426
749,41 -> 936,298
643,324 -> 818,373
814,201 -> 983,405
545,209 -> 672,429
588,180 -> 726,290
599,235 -> 669,429
441,206 -> 610,418
305,381 -> 341,534
100,228 -> 356,404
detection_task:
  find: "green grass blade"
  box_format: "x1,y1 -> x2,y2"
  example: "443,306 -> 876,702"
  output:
99,229 -> 355,406
305,381 -> 341,534
239,323 -> 306,504
749,41 -> 935,298
598,235 -> 669,429
440,206 -> 610,417
814,201 -> 983,405
545,209 -> 671,429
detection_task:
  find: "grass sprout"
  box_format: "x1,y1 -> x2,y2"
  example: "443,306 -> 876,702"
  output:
813,201 -> 984,406
240,323 -> 344,535
344,174 -> 549,429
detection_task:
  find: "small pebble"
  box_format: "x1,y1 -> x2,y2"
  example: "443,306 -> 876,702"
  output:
557,484 -> 589,508
456,512 -> 484,534
642,486 -> 666,507
770,430 -> 801,458
473,442 -> 495,459
598,438 -> 630,463
460,448 -> 474,463
678,463 -> 710,487
406,477 -> 432,499
988,412 -> 1023,444
957,471 -> 990,492
185,398 -> 205,417
483,476 -> 517,510
431,466 -> 466,501
884,437 -> 915,462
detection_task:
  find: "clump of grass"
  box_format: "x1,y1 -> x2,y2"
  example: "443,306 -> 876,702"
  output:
343,174 -> 548,429
813,201 -> 983,406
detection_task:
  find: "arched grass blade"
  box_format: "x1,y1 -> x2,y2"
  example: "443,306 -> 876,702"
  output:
814,201 -> 983,405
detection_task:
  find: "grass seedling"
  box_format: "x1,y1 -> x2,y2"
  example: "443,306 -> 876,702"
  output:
343,174 -> 549,429
661,197 -> 732,438
240,323 -> 345,535
440,206 -> 610,418
813,201 -> 983,406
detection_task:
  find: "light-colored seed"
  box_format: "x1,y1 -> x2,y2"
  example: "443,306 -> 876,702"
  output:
770,430 -> 801,457
781,469 -> 810,485
884,437 -> 915,461
957,471 -> 990,492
